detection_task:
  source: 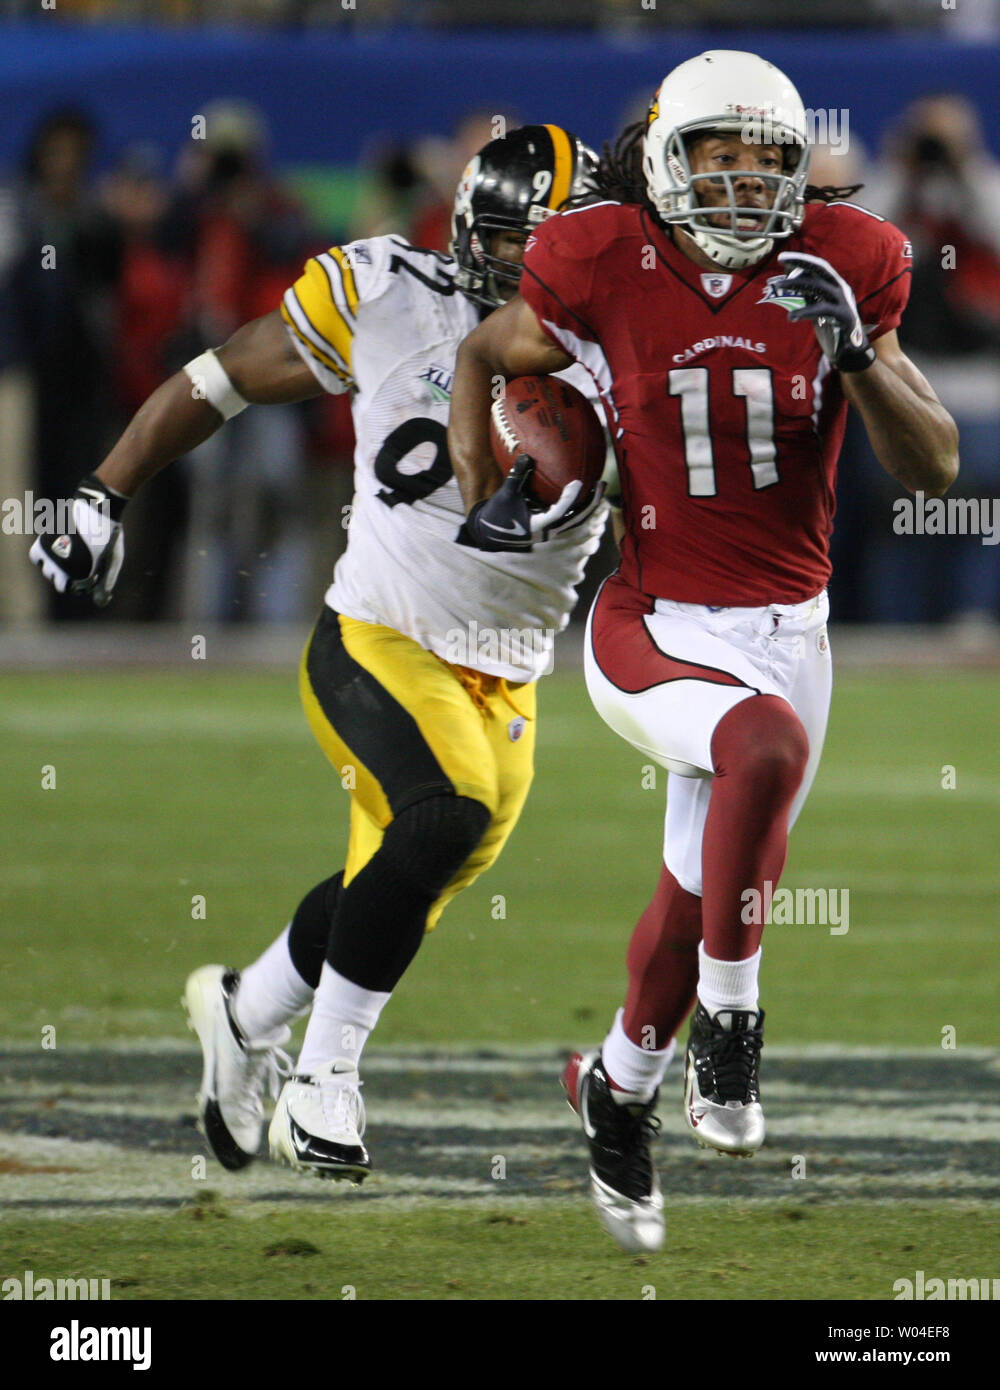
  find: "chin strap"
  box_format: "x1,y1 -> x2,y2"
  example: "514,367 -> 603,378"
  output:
686,223 -> 774,270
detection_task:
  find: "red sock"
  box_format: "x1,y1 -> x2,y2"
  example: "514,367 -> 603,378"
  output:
702,694 -> 809,961
622,864 -> 702,1051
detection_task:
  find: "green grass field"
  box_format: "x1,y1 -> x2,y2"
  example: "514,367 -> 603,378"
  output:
1,663 -> 998,1300
1,1202 -> 993,1302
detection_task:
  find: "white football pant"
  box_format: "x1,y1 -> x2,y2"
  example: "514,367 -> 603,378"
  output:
584,581 -> 832,896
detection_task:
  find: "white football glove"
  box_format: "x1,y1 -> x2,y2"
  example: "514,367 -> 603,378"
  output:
29,475 -> 127,606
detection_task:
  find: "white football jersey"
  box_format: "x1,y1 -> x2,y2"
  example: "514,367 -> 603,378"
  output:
281,235 -> 608,681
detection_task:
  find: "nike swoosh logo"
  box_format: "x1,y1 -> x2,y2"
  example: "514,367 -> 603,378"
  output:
483,519 -> 527,537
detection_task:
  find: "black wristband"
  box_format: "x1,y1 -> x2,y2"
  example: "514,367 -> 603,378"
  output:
836,343 -> 876,372
78,473 -> 128,524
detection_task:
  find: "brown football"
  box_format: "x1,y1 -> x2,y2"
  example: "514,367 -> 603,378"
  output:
489,375 -> 606,507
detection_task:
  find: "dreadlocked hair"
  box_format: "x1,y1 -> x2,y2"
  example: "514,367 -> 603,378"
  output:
567,120 -> 649,210
566,119 -> 863,212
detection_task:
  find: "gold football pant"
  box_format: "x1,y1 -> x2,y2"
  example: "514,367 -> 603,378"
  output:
299,606 -> 536,930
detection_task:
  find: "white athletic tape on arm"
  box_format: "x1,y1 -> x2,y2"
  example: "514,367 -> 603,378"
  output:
182,349 -> 249,420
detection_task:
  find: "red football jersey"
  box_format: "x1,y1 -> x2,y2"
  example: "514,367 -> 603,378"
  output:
520,200 -> 912,605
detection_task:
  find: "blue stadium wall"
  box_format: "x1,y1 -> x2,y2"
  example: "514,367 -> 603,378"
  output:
1,25 -> 998,172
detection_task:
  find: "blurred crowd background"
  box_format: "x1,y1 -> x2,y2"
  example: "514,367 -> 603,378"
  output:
1,1 -> 1000,35
0,5 -> 998,628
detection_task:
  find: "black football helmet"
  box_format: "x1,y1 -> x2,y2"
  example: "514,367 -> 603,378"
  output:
451,124 -> 598,310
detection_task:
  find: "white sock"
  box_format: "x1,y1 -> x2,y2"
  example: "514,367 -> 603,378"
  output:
697,942 -> 761,1020
234,925 -> 313,1040
600,1009 -> 676,1103
296,963 -> 391,1075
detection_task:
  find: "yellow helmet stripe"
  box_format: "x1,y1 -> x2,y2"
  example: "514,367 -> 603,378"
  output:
544,124 -> 574,212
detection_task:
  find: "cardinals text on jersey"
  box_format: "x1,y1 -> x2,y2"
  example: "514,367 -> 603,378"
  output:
281,236 -> 606,680
519,200 -> 912,607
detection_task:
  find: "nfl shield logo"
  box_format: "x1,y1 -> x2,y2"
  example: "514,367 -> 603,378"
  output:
507,716 -> 526,742
52,535 -> 72,560
701,273 -> 733,298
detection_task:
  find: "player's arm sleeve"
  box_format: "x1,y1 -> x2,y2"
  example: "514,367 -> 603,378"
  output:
518,215 -> 600,360
854,219 -> 913,344
280,240 -> 386,395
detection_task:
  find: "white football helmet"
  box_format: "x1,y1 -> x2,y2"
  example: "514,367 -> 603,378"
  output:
643,50 -> 810,269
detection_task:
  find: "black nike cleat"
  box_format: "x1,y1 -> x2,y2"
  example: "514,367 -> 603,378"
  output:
562,1050 -> 664,1253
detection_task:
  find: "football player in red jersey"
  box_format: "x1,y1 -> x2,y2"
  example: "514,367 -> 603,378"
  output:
447,51 -> 959,1253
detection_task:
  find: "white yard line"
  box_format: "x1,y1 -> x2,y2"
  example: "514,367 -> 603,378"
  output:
0,1043 -> 997,1219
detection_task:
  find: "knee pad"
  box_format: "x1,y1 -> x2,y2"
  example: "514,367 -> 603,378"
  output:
379,794 -> 491,901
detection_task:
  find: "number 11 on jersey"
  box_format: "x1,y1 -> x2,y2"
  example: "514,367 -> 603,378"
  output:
668,366 -> 780,496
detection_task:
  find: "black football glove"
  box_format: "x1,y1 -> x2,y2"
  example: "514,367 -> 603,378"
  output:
457,453 -> 584,552
774,251 -> 876,372
29,473 -> 127,606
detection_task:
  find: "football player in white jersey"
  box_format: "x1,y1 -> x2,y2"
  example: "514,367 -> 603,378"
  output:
30,126 -> 605,1180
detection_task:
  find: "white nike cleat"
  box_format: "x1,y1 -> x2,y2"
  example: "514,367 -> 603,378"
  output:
562,1050 -> 664,1254
183,964 -> 291,1171
268,1059 -> 371,1183
683,1004 -> 766,1157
